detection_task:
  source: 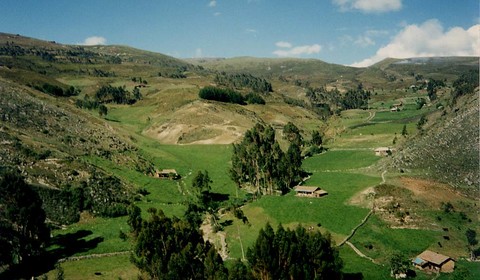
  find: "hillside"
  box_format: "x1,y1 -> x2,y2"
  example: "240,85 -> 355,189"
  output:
391,88 -> 480,192
1,33 -> 479,279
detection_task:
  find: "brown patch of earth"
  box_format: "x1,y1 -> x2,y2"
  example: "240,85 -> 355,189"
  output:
144,101 -> 255,144
348,186 -> 376,208
398,177 -> 469,208
200,215 -> 229,260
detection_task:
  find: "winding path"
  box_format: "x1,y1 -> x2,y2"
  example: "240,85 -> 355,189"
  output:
366,111 -> 376,122
337,170 -> 387,264
345,241 -> 376,263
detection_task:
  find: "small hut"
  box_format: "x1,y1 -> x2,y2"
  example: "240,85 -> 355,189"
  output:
374,147 -> 394,156
155,169 -> 180,180
294,186 -> 328,198
412,250 -> 455,273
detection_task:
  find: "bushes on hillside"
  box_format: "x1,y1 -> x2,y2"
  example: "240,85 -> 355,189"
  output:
245,92 -> 266,104
95,85 -> 138,104
33,83 -> 80,97
199,86 -> 246,105
199,87 -> 267,105
214,72 -> 273,93
452,69 -> 479,103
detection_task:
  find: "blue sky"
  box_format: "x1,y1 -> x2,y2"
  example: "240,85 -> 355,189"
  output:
1,0 -> 478,66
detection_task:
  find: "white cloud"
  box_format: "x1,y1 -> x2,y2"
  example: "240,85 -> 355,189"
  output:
214,12 -> 221,16
354,36 -> 375,47
208,1 -> 217,7
273,43 -> 322,57
246,29 -> 258,34
333,0 -> 402,13
80,36 -> 107,46
351,19 -> 480,67
275,41 -> 293,48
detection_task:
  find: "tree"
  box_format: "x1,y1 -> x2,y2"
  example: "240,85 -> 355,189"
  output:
417,115 -> 427,130
133,87 -> 142,100
451,69 -> 479,104
192,170 -> 214,208
416,98 -> 426,110
247,223 -> 343,280
127,205 -> 142,236
401,124 -> 407,137
466,229 -> 478,260
230,123 -> 304,196
228,259 -> 253,280
389,252 -> 410,278
285,143 -> 303,189
311,130 -> 323,146
283,122 -> 303,146
427,81 -> 437,101
131,208 -> 225,280
204,246 -> 228,280
98,104 -> 108,117
0,172 -> 50,267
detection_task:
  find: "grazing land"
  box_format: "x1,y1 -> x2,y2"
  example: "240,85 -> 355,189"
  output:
0,33 -> 478,279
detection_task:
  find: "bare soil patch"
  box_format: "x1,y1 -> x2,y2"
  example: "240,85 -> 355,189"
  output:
398,177 -> 466,208
144,101 -> 254,144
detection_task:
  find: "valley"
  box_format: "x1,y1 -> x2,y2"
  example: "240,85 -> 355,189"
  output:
0,33 -> 478,279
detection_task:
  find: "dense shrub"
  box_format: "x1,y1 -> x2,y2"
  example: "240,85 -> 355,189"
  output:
199,86 -> 245,105
95,85 -> 137,104
214,72 -> 273,93
245,92 -> 266,105
33,83 -> 79,97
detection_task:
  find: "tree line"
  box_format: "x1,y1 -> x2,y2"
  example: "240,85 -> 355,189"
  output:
214,72 -> 273,94
199,86 -> 265,105
32,83 -> 80,97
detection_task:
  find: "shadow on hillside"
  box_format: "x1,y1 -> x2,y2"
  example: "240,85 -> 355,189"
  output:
48,229 -> 104,260
208,192 -> 229,202
0,229 -> 104,279
343,272 -> 364,280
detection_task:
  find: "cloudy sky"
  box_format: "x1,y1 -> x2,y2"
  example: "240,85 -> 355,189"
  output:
0,0 -> 478,67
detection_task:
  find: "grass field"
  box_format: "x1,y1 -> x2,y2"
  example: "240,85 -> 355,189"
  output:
43,95 -> 478,279
222,149 -> 383,261
46,254 -> 138,280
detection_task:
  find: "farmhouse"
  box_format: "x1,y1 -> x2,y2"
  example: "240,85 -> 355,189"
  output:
294,186 -> 328,198
391,102 -> 403,112
374,147 -> 394,156
412,250 -> 455,273
155,169 -> 179,180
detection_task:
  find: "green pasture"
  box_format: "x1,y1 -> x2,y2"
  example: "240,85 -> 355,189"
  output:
339,246 -> 390,280
46,254 -> 137,280
372,109 -> 427,122
147,144 -> 239,198
437,260 -> 480,280
220,148 -> 383,260
349,215 -> 438,262
303,150 -> 380,172
345,122 -> 414,135
106,104 -> 157,133
49,216 -> 131,257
